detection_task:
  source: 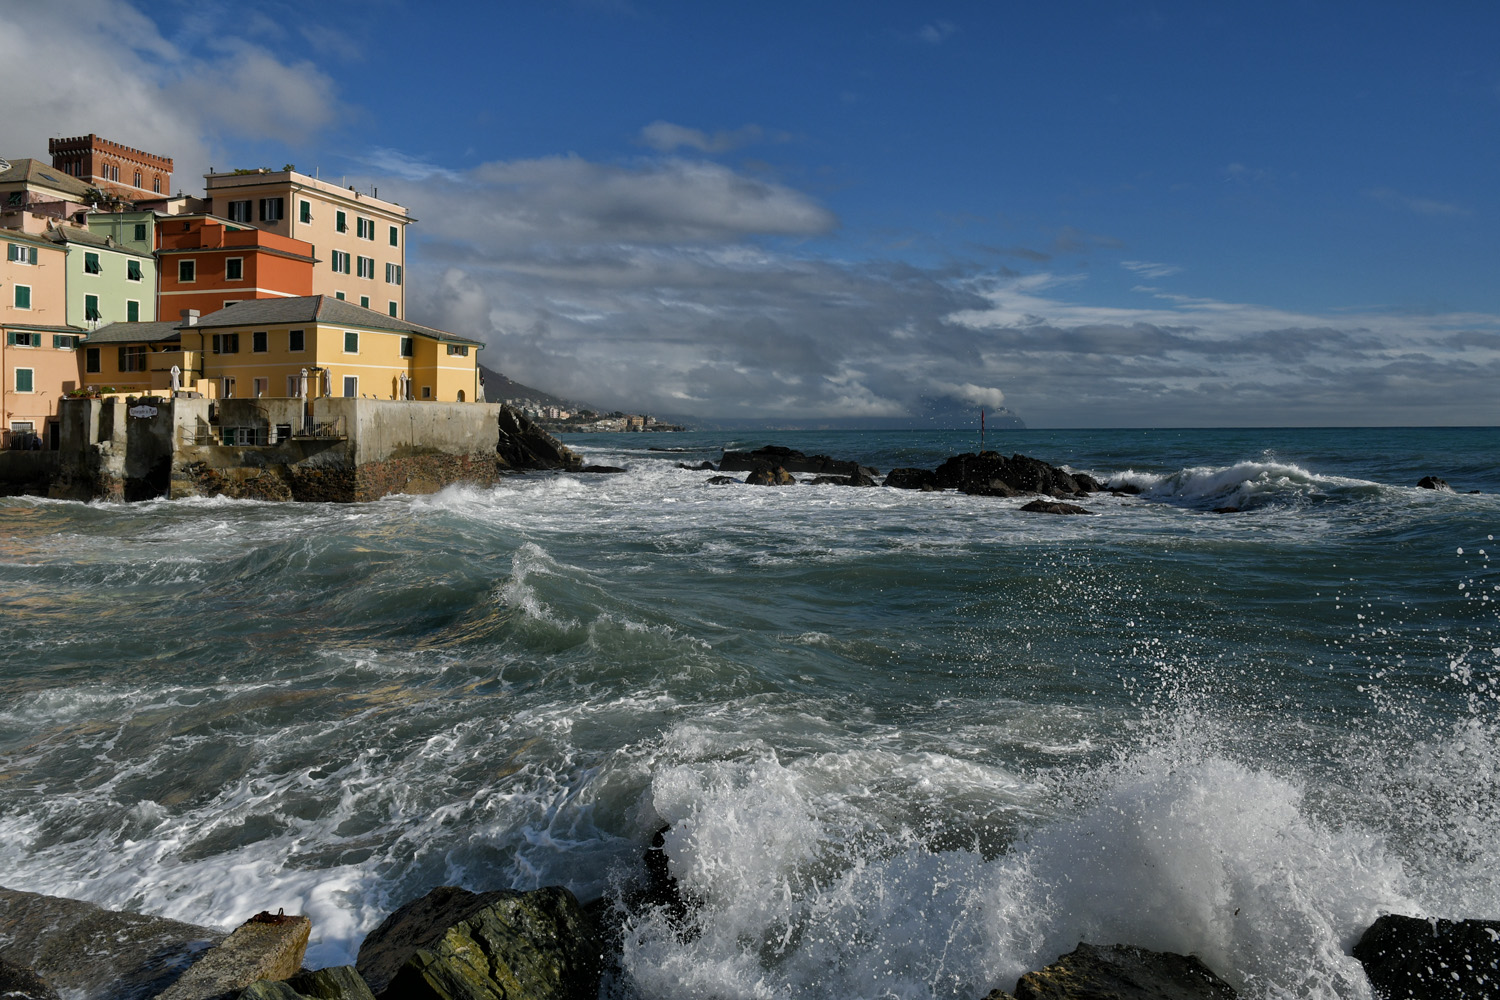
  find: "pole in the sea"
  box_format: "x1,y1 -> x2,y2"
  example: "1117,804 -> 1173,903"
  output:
981,408 -> 985,453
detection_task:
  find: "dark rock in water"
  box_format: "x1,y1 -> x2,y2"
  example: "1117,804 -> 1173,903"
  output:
1212,506 -> 1242,514
637,826 -> 692,933
1352,914 -> 1500,1000
884,467 -> 938,490
719,446 -> 878,479
355,885 -> 599,1000
497,405 -> 584,472
807,472 -> 877,487
1010,942 -> 1238,999
1072,472 -> 1105,493
935,452 -> 1091,496
705,475 -> 740,485
1020,500 -> 1094,515
238,965 -> 375,999
745,466 -> 796,486
579,465 -> 626,474
677,461 -> 716,471
1111,482 -> 1144,496
1417,476 -> 1453,491
963,479 -> 1020,498
0,958 -> 60,1000
0,886 -> 225,1000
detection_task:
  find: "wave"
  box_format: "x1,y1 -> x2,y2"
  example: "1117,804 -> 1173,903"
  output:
1104,460 -> 1385,512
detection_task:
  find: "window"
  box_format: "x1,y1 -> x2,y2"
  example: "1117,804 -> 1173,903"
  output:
5,192 -> 21,207
153,177 -> 161,193
13,285 -> 30,309
227,200 -> 252,223
84,252 -> 101,274
357,256 -> 374,278
399,336 -> 413,357
259,198 -> 284,223
134,223 -> 147,242
7,244 -> 37,265
288,329 -> 305,352
253,377 -> 268,397
286,375 -> 302,396
389,302 -> 398,317
343,331 -> 359,354
127,300 -> 139,322
223,301 -> 241,309
226,257 -> 244,281
15,368 -> 33,393
343,376 -> 358,398
53,334 -> 77,350
179,259 -> 196,282
335,291 -> 345,300
356,217 -> 368,239
385,263 -> 402,285
252,330 -> 267,353
447,344 -> 470,356
422,386 -> 431,399
127,259 -> 142,281
86,347 -> 100,373
225,426 -> 265,445
336,210 -> 347,233
134,170 -> 142,188
389,225 -> 398,247
85,295 -> 101,322
359,296 -> 369,309
331,250 -> 350,274
212,333 -> 240,354
299,200 -> 311,224
6,332 -> 36,347
118,346 -> 147,372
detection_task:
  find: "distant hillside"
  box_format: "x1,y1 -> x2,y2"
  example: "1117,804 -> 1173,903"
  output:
479,365 -> 583,411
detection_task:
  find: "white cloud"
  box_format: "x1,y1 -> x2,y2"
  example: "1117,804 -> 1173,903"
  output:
1366,187 -> 1469,218
638,121 -> 771,154
919,21 -> 958,44
0,0 -> 343,185
1121,260 -> 1183,279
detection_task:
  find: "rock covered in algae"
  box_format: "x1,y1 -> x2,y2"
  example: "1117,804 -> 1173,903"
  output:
355,885 -> 599,1000
238,965 -> 376,999
999,942 -> 1237,1000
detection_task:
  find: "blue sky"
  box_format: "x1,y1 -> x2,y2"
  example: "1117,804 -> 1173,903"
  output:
5,1 -> 1498,426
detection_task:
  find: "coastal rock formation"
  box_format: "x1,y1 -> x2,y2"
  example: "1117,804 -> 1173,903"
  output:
807,472 -> 877,487
936,452 -> 1100,497
1417,476 -> 1453,491
746,466 -> 796,486
998,942 -> 1238,1000
1352,914 -> 1500,999
883,467 -> 938,490
0,886 -> 224,1000
497,406 -> 584,472
156,911 -> 310,1000
677,461 -> 716,471
706,475 -> 740,485
579,465 -> 626,474
719,446 -> 878,479
355,885 -> 599,1000
238,965 -> 375,999
0,958 -> 60,1000
1019,500 -> 1094,515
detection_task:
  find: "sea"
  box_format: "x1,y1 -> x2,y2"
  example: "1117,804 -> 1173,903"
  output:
0,427 -> 1496,1000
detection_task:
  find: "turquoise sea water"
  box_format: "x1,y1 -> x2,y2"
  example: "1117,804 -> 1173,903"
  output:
0,427 -> 1496,998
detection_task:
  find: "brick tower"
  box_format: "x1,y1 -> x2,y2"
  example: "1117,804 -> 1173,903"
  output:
48,134 -> 173,202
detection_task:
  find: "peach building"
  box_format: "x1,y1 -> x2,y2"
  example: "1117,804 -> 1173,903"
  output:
203,169 -> 409,318
1,231 -> 83,447
156,215 -> 317,317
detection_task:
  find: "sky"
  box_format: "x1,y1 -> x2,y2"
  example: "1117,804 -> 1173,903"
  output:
3,0 -> 1498,428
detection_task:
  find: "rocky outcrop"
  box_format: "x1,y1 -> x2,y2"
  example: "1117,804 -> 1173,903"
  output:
807,472 -> 877,487
497,406 -> 583,472
0,957 -> 60,1000
1002,942 -> 1238,999
1020,500 -> 1094,515
719,446 -> 878,479
238,965 -> 375,999
1417,476 -> 1453,491
0,886 -> 224,1000
156,911 -> 310,1000
677,461 -> 716,471
705,475 -> 740,485
355,885 -> 599,1000
579,465 -> 626,474
883,467 -> 938,491
745,467 -> 796,486
936,452 -> 1100,497
1352,914 -> 1500,1000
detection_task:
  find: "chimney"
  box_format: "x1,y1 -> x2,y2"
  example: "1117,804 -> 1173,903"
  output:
181,308 -> 199,326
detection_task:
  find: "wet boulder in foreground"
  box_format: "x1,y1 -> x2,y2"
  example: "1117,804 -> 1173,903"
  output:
156,910 -> 311,1000
883,467 -> 938,490
238,965 -> 375,999
0,957 -> 60,1000
1352,914 -> 1500,1000
1019,499 -> 1094,515
355,885 -> 599,1000
1417,476 -> 1453,491
993,942 -> 1238,1000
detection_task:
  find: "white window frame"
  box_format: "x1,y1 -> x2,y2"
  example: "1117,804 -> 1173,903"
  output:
178,259 -> 196,283
252,377 -> 269,397
16,366 -> 36,393
342,375 -> 358,398
226,257 -> 244,281
343,330 -> 359,354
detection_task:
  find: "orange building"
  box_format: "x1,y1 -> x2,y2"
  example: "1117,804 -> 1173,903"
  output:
156,215 -> 317,318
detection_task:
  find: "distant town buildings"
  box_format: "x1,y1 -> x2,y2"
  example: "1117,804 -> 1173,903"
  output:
0,134 -> 478,450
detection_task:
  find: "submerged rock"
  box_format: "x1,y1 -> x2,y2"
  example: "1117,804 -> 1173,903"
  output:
807,472 -> 877,487
937,452 -> 1099,497
1352,914 -> 1500,1000
1019,500 -> 1094,515
677,461 -> 716,471
578,465 -> 626,474
1417,476 -> 1453,491
1006,942 -> 1237,999
355,885 -> 599,1000
883,467 -> 938,490
745,466 -> 796,486
705,475 -> 740,485
719,446 -> 878,479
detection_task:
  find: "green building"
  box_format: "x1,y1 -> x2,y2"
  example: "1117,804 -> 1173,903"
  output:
44,223 -> 157,330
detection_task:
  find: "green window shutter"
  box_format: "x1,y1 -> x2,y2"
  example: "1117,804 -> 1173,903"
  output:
28,247 -> 36,265
5,244 -> 14,261
336,210 -> 346,232
389,226 -> 398,246
86,347 -> 100,373
134,223 -> 147,242
127,301 -> 140,322
16,368 -> 33,393
84,252 -> 100,273
300,200 -> 311,223
14,286 -> 30,309
390,302 -> 398,318
118,346 -> 129,368
128,260 -> 141,280
5,332 -> 14,346
85,295 -> 100,321
344,331 -> 358,353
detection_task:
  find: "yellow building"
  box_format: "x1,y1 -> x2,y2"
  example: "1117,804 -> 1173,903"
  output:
202,169 -> 410,318
84,296 -> 482,402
